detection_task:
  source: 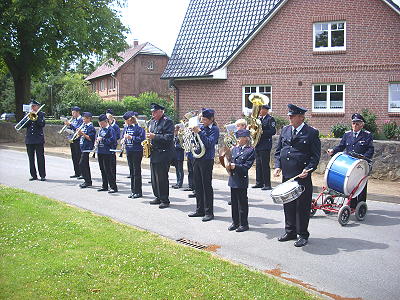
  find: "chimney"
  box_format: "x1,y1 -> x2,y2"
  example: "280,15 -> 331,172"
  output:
133,39 -> 139,47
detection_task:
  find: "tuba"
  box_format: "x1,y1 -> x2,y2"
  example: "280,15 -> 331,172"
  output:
248,93 -> 269,147
15,104 -> 45,131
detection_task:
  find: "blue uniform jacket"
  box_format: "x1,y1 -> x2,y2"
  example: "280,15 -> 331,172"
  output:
332,130 -> 374,159
228,145 -> 255,189
274,124 -> 321,178
255,114 -> 276,151
174,136 -> 185,161
97,126 -> 116,154
79,123 -> 96,151
197,123 -> 219,160
123,124 -> 145,152
23,111 -> 46,144
110,121 -> 121,149
149,115 -> 174,163
68,116 -> 83,140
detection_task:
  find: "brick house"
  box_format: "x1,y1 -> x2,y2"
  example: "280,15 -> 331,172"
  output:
86,41 -> 170,101
162,0 -> 400,134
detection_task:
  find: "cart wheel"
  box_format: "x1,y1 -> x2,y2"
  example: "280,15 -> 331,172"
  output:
355,202 -> 368,221
338,205 -> 351,226
322,196 -> 334,215
310,199 -> 317,217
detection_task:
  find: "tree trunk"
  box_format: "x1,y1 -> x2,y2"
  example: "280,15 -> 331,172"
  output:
12,70 -> 31,121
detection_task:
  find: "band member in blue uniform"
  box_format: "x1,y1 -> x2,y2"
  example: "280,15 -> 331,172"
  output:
106,109 -> 121,184
274,104 -> 321,247
227,129 -> 255,232
147,103 -> 174,209
327,113 -> 374,208
188,108 -> 220,222
122,111 -> 146,199
64,106 -> 83,178
96,114 -> 118,193
172,124 -> 185,189
22,99 -> 46,181
77,112 -> 96,188
253,104 -> 276,190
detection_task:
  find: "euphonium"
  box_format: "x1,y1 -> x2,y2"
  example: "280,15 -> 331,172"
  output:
187,114 -> 205,159
248,93 -> 269,147
223,123 -> 237,148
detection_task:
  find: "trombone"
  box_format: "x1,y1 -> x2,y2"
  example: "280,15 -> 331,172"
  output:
68,123 -> 85,143
58,116 -> 74,134
15,104 -> 46,131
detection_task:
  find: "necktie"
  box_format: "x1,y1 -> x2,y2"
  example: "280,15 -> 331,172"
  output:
353,132 -> 358,139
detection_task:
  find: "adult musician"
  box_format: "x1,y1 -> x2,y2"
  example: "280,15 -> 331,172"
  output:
327,113 -> 374,209
64,106 -> 83,178
226,129 -> 255,232
253,104 -> 276,190
273,104 -> 321,247
77,112 -> 96,188
22,99 -> 46,181
172,124 -> 185,189
122,111 -> 146,199
147,103 -> 174,209
106,109 -> 121,183
188,108 -> 220,222
97,114 -> 118,193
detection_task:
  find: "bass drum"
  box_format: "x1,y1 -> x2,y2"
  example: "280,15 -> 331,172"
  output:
324,152 -> 369,197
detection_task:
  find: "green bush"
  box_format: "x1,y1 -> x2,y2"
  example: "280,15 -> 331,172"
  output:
273,115 -> 289,131
361,109 -> 378,135
331,123 -> 350,138
382,120 -> 398,140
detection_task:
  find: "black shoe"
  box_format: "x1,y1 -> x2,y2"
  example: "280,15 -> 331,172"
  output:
236,225 -> 249,232
97,188 -> 108,192
252,184 -> 263,188
128,193 -> 134,198
80,183 -> 92,188
294,238 -> 308,247
29,177 -> 38,181
188,193 -> 196,198
133,193 -> 142,198
171,185 -> 179,189
108,189 -> 118,194
188,212 -> 205,217
70,175 -> 79,178
228,224 -> 239,231
228,201 -> 231,205
127,175 -> 131,178
183,188 -> 193,191
278,233 -> 297,242
159,202 -> 170,209
150,199 -> 161,205
261,186 -> 272,191
40,177 -> 46,181
202,215 -> 214,222
148,180 -> 152,184
77,176 -> 84,180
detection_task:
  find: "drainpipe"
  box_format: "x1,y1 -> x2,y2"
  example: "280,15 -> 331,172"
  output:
110,72 -> 119,101
170,79 -> 179,121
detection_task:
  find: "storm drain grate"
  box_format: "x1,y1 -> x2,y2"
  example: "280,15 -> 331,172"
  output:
176,238 -> 207,250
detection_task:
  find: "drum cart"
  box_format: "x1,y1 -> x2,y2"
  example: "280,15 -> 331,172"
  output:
310,152 -> 372,226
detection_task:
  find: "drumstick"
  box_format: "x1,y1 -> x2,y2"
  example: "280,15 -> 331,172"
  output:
288,169 -> 313,182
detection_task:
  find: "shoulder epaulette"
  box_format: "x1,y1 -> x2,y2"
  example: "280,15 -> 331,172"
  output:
364,130 -> 371,134
345,130 -> 351,133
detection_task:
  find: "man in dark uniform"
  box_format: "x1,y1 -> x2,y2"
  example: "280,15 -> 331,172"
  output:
188,108 -> 220,222
253,104 -> 276,190
22,99 -> 46,181
274,104 -> 321,247
327,113 -> 374,208
172,124 -> 185,189
227,129 -> 255,232
106,109 -> 120,184
64,106 -> 83,178
147,103 -> 174,209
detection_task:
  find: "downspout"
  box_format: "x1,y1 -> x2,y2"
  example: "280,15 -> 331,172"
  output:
110,72 -> 119,101
170,79 -> 179,121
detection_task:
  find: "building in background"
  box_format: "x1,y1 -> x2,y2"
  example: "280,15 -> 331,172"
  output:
162,0 -> 400,133
87,41 -> 170,101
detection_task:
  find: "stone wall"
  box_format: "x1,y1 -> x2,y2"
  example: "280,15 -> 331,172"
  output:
2,122 -> 400,181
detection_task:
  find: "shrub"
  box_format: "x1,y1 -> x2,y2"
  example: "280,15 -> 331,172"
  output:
331,123 -> 350,138
382,120 -> 398,140
361,109 -> 378,135
273,115 -> 289,131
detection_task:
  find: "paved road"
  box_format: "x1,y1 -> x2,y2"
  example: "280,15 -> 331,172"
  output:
1,149 -> 399,300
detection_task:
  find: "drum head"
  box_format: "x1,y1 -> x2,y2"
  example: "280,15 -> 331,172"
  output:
344,159 -> 369,197
271,181 -> 298,196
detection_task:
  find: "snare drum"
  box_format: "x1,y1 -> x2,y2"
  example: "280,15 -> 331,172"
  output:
271,181 -> 305,205
324,152 -> 369,197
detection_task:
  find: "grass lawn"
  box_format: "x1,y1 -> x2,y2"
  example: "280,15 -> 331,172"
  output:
0,185 -> 318,299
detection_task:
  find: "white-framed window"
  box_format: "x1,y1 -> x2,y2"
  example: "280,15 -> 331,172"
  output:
313,21 -> 346,51
100,80 -> 105,91
242,85 -> 272,115
108,78 -> 116,90
147,60 -> 154,70
312,84 -> 345,112
389,83 -> 400,112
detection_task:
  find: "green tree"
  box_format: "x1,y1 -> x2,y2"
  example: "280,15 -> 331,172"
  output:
0,0 -> 129,119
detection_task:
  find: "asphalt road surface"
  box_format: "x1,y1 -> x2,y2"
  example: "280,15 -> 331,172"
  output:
1,149 -> 399,300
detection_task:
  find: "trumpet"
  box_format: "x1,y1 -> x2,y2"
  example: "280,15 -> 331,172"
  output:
58,116 -> 73,134
15,104 -> 45,131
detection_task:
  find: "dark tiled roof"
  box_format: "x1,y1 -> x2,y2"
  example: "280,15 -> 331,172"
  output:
86,42 -> 167,80
162,0 -> 282,79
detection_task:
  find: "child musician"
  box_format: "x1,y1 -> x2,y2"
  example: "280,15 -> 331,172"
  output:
77,112 -> 96,188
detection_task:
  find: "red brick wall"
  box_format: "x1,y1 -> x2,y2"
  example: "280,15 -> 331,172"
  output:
174,0 -> 400,133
